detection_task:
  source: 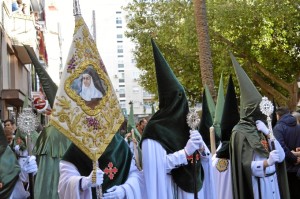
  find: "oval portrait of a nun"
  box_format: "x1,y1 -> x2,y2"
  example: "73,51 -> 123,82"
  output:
71,66 -> 107,108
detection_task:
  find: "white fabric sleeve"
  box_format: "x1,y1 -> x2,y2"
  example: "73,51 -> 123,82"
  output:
251,160 -> 265,177
272,139 -> 285,162
58,160 -> 92,199
120,156 -> 144,199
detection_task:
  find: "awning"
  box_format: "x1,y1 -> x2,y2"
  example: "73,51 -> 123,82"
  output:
1,89 -> 27,107
12,45 -> 35,65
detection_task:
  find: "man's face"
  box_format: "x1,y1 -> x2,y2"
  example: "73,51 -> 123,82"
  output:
83,74 -> 91,87
140,119 -> 148,130
4,121 -> 13,129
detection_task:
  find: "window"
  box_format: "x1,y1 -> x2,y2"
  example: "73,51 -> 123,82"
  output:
118,55 -> 124,58
117,34 -> 123,39
116,17 -> 122,24
116,26 -> 122,29
133,87 -> 140,93
118,64 -> 124,68
117,45 -> 123,53
120,100 -> 126,108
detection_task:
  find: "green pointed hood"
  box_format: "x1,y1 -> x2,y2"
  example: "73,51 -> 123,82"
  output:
23,94 -> 30,108
151,40 -> 184,101
230,53 -> 264,122
230,53 -> 268,157
151,103 -> 155,115
0,120 -> 7,155
127,102 -> 141,143
216,75 -> 239,159
142,39 -> 203,193
205,84 -> 215,118
213,74 -> 225,139
24,45 -> 58,107
199,89 -> 214,148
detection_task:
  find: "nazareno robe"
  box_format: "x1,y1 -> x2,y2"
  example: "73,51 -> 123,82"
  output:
60,133 -> 143,199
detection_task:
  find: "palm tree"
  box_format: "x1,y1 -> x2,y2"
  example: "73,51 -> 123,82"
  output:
193,0 -> 216,99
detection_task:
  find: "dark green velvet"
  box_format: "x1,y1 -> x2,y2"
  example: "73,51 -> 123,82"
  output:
0,147 -> 20,199
63,133 -> 132,198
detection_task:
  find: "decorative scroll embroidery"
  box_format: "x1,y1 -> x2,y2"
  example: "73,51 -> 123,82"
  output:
216,159 -> 229,172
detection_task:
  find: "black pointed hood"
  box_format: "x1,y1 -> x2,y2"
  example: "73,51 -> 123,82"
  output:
216,75 -> 239,159
199,89 -> 214,148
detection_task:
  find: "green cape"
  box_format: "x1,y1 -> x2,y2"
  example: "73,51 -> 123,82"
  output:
0,121 -> 20,198
230,53 -> 290,199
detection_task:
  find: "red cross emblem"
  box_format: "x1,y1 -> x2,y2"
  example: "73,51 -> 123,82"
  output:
104,162 -> 118,180
187,153 -> 200,164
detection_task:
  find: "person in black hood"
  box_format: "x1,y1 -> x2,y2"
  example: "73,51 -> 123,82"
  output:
274,107 -> 300,199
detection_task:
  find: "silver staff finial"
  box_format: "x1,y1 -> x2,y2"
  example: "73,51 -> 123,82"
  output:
259,96 -> 275,140
187,108 -> 200,130
73,0 -> 81,16
17,108 -> 39,134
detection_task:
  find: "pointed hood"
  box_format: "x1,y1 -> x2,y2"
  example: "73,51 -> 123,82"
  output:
127,102 -> 141,143
272,98 -> 277,127
213,74 -> 225,139
199,88 -> 214,148
205,84 -> 215,118
24,45 -> 58,108
142,39 -> 203,193
230,53 -> 264,122
151,39 -> 184,103
230,53 -> 268,157
216,75 -> 239,159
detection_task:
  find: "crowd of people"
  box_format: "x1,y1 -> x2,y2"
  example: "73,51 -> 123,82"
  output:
1,40 -> 300,199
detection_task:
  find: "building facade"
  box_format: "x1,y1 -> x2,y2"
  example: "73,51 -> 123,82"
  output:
0,0 -> 47,121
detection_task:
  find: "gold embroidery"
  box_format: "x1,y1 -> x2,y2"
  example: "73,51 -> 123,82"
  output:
50,15 -> 124,161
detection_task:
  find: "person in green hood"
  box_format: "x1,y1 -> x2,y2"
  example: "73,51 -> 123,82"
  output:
0,120 -> 38,199
229,54 -> 290,199
141,39 -> 216,199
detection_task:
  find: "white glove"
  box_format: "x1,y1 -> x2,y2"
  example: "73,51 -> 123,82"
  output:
184,130 -> 203,156
256,120 -> 269,135
81,168 -> 104,190
22,156 -> 38,174
267,150 -> 280,166
103,185 -> 125,199
14,145 -> 20,152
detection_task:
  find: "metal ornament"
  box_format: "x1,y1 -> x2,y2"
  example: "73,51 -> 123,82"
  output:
187,108 -> 201,130
259,96 -> 275,140
17,108 -> 39,134
186,107 -> 201,199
